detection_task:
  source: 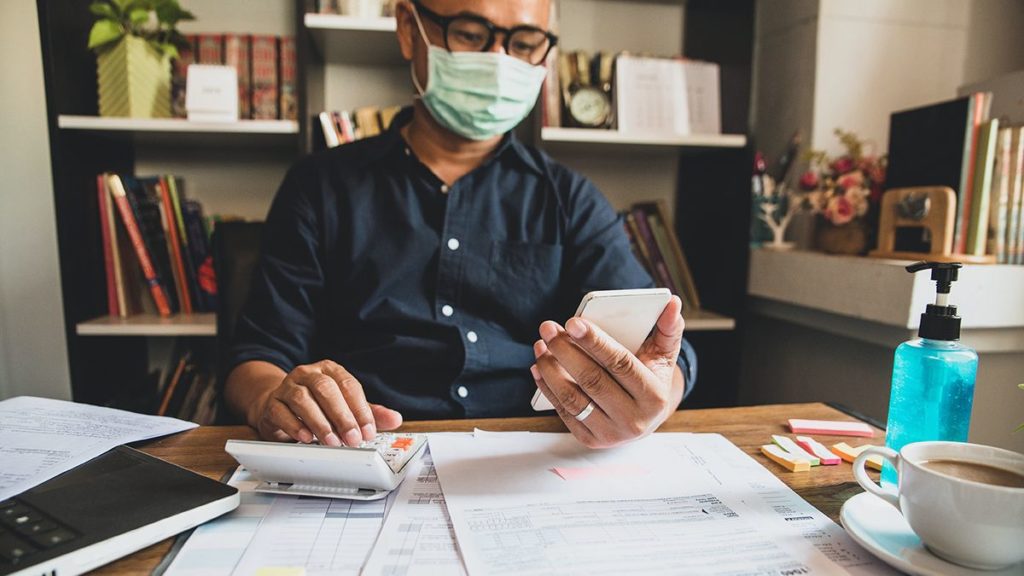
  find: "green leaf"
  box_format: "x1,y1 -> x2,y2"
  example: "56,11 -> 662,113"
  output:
87,20 -> 124,50
112,0 -> 133,10
1017,423 -> 1024,433
89,2 -> 118,19
129,8 -> 151,27
1018,383 -> 1024,390
160,43 -> 180,60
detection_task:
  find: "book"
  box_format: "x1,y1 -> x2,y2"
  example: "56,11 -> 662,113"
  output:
171,35 -> 197,118
989,128 -> 1013,262
182,200 -> 216,311
319,111 -> 340,148
158,176 -> 192,314
132,177 -> 180,313
646,212 -> 690,308
157,350 -> 190,416
1009,127 -> 1024,264
97,175 -> 121,316
379,106 -> 401,131
279,36 -> 297,121
223,34 -> 251,119
966,119 -> 999,256
106,174 -> 172,317
623,213 -> 655,280
354,106 -> 382,139
886,95 -> 985,254
251,35 -> 279,120
956,93 -> 989,254
629,206 -> 678,295
197,34 -> 223,64
166,176 -> 203,312
639,201 -> 700,311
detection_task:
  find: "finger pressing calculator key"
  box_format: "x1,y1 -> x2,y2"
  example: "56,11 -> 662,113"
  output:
225,433 -> 428,501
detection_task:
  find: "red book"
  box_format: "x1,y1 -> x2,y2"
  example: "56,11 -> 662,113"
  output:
251,35 -> 279,120
279,36 -> 297,121
97,174 -> 119,316
107,174 -> 172,317
224,34 -> 251,119
197,34 -> 223,64
158,177 -> 192,314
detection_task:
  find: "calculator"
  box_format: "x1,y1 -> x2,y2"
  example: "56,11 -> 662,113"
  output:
224,433 -> 427,501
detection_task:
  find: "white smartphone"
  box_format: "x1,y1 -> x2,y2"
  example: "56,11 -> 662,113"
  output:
530,288 -> 672,411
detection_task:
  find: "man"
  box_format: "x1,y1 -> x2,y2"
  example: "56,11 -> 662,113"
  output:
225,0 -> 696,449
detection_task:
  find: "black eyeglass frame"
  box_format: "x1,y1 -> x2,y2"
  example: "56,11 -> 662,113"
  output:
412,0 -> 559,65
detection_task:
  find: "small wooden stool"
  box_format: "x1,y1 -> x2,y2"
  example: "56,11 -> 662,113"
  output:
869,186 -> 996,264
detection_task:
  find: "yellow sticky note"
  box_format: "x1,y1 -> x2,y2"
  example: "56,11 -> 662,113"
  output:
761,444 -> 811,472
833,442 -> 883,470
255,568 -> 306,576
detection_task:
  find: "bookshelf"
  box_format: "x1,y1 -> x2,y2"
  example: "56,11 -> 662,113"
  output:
37,0 -> 754,413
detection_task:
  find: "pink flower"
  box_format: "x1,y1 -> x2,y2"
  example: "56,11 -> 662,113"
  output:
824,195 -> 855,225
837,170 -> 864,190
831,156 -> 855,175
799,171 -> 819,191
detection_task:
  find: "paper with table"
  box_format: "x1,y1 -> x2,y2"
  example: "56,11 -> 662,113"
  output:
167,430 -> 891,575
0,395 -> 197,502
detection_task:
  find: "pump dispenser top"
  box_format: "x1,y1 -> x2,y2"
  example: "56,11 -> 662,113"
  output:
906,261 -> 962,341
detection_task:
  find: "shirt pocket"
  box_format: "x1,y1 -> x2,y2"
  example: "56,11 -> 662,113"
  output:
489,241 -> 564,337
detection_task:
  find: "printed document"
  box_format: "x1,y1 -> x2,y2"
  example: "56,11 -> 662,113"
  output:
165,468 -> 394,576
428,432 -> 846,576
0,396 -> 196,501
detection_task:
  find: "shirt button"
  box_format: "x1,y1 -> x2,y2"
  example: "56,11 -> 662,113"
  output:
441,305 -> 454,317
457,386 -> 469,398
467,330 -> 478,343
440,184 -> 450,194
447,238 -> 460,251
404,147 -> 411,156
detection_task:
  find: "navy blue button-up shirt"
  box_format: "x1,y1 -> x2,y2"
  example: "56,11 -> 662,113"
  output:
229,108 -> 696,420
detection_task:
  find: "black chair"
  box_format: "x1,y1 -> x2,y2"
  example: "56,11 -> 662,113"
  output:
212,221 -> 264,423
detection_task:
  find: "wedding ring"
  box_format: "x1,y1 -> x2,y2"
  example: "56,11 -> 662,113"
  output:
574,401 -> 595,422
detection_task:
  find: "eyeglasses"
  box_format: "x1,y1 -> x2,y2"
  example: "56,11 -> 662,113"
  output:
412,0 -> 558,66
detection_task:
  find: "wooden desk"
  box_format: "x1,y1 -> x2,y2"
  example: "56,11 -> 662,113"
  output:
99,402 -> 880,575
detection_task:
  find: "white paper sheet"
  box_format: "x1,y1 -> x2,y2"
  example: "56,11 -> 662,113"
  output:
361,447 -> 467,576
0,396 -> 197,501
428,432 -> 846,576
165,467 -> 394,576
659,433 -> 896,575
615,55 -> 690,136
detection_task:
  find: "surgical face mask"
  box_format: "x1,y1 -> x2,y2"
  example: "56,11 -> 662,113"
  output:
410,7 -> 548,141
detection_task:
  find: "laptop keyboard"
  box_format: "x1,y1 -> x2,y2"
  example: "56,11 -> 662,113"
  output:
0,498 -> 77,567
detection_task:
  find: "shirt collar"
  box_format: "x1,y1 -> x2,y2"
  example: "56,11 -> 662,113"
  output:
362,106 -> 544,176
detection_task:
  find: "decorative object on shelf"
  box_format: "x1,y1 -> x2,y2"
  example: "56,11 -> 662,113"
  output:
184,65 -> 238,121
88,0 -> 195,118
801,129 -> 887,255
751,134 -> 801,249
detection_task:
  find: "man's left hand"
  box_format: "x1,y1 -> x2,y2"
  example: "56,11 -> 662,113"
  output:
531,295 -> 685,448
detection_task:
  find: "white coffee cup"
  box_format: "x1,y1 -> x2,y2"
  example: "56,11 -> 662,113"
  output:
853,441 -> 1024,570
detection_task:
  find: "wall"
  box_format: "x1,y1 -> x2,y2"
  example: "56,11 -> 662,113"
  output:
0,0 -> 71,400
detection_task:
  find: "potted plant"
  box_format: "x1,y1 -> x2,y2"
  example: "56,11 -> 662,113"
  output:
88,0 -> 195,118
800,129 -> 887,255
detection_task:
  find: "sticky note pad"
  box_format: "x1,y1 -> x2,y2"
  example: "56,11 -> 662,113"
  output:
771,435 -> 820,466
788,419 -> 874,437
794,436 -> 842,465
761,444 -> 811,472
832,442 -> 883,470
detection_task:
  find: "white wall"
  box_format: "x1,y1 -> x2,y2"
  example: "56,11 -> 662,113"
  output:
0,0 -> 71,400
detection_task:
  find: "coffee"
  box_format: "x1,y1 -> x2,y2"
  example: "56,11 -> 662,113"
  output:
920,459 -> 1024,488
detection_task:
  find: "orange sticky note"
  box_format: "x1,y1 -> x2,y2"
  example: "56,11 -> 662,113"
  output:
761,444 -> 811,472
832,442 -> 883,470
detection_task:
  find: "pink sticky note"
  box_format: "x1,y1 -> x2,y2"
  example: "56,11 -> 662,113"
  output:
794,436 -> 842,465
551,465 -> 649,481
788,419 -> 874,437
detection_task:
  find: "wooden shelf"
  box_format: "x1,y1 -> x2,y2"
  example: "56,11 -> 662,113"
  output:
57,116 -> 299,147
76,313 -> 216,337
684,309 -> 736,331
540,127 -> 747,153
304,13 -> 403,65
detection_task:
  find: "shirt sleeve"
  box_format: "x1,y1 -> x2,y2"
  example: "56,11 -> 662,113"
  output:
560,169 -> 697,399
227,157 -> 326,376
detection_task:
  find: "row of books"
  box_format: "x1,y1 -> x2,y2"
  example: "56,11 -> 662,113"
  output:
887,92 -> 1022,261
989,125 -> 1024,264
316,106 -> 402,148
315,0 -> 398,17
172,34 -> 297,121
155,344 -> 218,424
621,201 -> 702,312
96,173 -> 217,318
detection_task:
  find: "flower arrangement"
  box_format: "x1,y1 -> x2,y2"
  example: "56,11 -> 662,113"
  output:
800,129 -> 887,226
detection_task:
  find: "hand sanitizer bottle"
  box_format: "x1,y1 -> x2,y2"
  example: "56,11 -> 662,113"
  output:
882,262 -> 978,486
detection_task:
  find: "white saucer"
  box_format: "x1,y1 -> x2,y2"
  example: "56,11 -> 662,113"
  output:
840,492 -> 1024,576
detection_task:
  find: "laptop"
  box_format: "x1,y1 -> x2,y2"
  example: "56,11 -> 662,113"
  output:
1,445 -> 238,576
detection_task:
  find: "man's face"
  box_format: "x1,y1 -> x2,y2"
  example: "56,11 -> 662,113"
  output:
396,0 -> 552,89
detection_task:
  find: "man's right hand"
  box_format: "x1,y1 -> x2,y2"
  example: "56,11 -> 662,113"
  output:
244,360 -> 403,446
